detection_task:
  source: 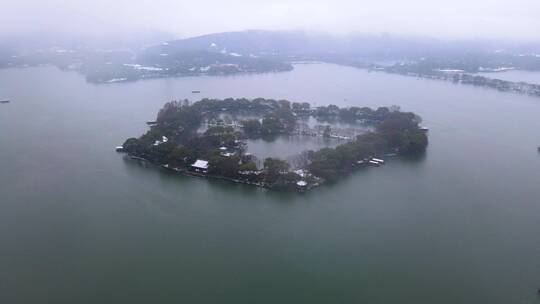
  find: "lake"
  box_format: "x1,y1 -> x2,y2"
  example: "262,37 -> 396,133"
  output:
1,64 -> 540,304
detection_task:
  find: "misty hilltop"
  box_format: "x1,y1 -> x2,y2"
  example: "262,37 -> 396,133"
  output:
147,30 -> 540,60
151,31 -> 480,59
2,30 -> 540,84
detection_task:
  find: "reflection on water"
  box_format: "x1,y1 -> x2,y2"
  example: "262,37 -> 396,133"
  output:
246,135 -> 341,164
246,116 -> 371,164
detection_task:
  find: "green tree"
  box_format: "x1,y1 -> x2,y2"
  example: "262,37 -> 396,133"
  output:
209,155 -> 241,177
397,131 -> 428,155
263,158 -> 290,184
242,119 -> 262,136
167,147 -> 193,167
323,125 -> 331,138
239,162 -> 258,172
122,138 -> 143,154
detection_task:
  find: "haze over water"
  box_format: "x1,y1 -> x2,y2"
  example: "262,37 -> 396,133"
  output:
1,64 -> 540,303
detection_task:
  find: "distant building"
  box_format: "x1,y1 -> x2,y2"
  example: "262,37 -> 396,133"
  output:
294,169 -> 307,178
153,136 -> 169,146
191,160 -> 209,173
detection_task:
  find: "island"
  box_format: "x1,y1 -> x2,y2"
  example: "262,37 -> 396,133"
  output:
84,50 -> 293,83
382,62 -> 540,98
119,98 -> 428,192
325,56 -> 540,98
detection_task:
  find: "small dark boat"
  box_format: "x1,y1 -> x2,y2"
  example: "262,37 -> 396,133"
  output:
0,100 -> 10,104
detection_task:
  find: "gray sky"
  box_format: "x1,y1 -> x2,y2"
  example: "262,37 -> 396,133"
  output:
2,0 -> 540,41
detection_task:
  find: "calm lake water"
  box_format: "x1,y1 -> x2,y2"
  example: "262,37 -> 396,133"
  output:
1,64 -> 540,304
247,135 -> 339,164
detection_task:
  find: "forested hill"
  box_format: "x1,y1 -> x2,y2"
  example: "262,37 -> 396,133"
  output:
144,30 -> 339,58
146,30 -> 540,60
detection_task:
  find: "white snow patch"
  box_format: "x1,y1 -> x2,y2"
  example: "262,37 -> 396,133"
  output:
124,64 -> 163,71
437,69 -> 465,73
107,78 -> 128,83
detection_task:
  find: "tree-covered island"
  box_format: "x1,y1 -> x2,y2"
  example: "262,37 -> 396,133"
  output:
120,98 -> 428,191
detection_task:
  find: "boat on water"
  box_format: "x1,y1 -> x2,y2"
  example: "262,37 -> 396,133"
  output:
0,100 -> 10,104
357,160 -> 366,165
358,157 -> 386,166
371,158 -> 385,165
368,160 -> 382,166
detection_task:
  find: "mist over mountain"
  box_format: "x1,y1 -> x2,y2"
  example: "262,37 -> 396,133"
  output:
0,30 -> 176,51
148,30 -> 540,61
2,29 -> 540,83
3,28 -> 539,60
3,0 -> 540,41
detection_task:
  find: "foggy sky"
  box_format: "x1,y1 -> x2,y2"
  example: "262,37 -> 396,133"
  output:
2,0 -> 540,41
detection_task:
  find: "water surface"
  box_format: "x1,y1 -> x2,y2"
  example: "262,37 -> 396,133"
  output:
1,64 -> 540,304
246,135 -> 341,163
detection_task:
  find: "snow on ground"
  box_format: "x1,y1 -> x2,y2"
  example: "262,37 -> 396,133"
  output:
123,64 -> 163,71
107,78 -> 128,83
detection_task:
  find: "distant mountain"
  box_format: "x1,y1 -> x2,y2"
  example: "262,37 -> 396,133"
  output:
146,30 -> 540,61
3,30 -> 540,83
0,46 -> 16,68
146,30 -> 465,60
144,30 -> 340,58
